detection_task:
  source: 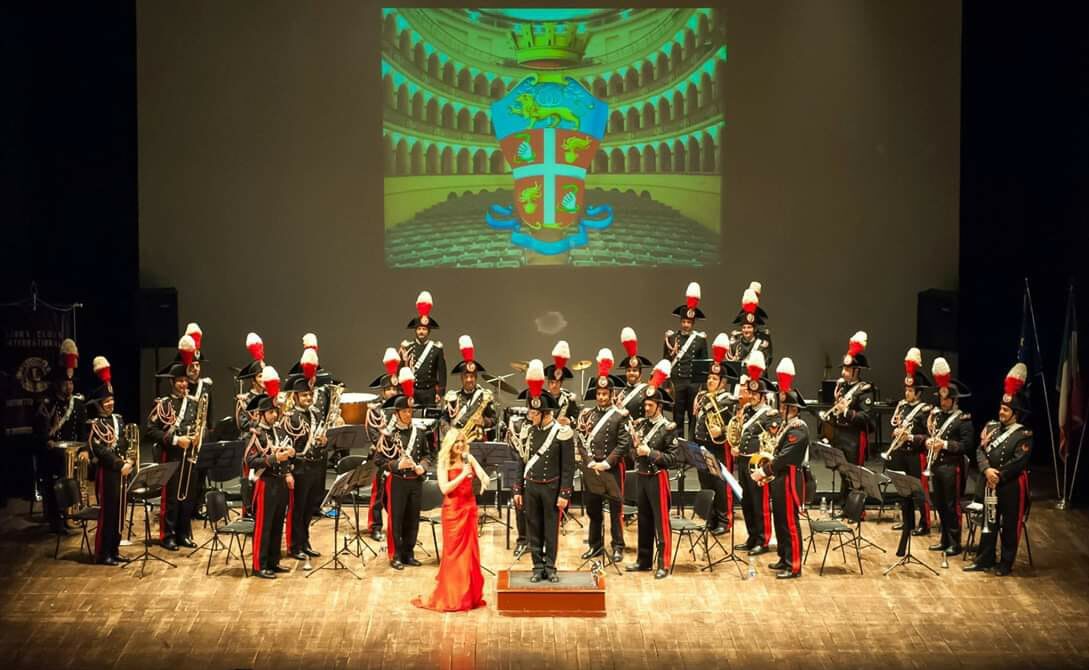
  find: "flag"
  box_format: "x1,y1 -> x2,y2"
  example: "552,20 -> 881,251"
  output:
1017,283 -> 1044,373
1056,285 -> 1084,462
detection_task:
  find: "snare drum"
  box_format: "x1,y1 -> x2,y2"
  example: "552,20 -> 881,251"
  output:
339,392 -> 377,425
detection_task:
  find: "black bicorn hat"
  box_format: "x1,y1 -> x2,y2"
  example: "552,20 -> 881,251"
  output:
406,290 -> 439,329
369,372 -> 399,390
779,388 -> 808,408
156,362 -> 190,380
382,394 -> 414,410
543,364 -> 573,381
246,393 -> 277,413
517,388 -> 559,411
451,359 -> 486,374
732,288 -> 766,326
642,384 -> 674,409
235,360 -> 264,381
672,282 -> 706,320
583,373 -> 624,401
283,374 -> 312,393
618,354 -> 653,370
87,383 -> 114,404
1000,363 -> 1031,416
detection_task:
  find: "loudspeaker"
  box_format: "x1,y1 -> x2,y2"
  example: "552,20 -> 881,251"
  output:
138,288 -> 178,348
917,289 -> 958,351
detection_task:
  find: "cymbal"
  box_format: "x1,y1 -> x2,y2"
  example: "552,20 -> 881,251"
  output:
510,360 -> 529,372
482,374 -> 519,395
570,360 -> 593,371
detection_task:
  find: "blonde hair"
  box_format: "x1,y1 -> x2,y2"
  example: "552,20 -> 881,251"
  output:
437,431 -> 467,470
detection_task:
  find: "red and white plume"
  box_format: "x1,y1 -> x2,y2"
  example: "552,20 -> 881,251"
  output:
185,323 -> 202,351
246,332 -> 265,363
300,348 -> 319,381
686,282 -> 701,310
1004,362 -> 1028,398
60,338 -> 79,373
383,347 -> 400,376
748,281 -> 762,296
178,335 -> 196,366
904,347 -> 922,377
745,349 -> 766,382
931,357 -> 951,390
416,291 -> 433,318
398,367 -> 415,399
552,340 -> 570,371
458,335 -> 475,363
711,333 -> 730,363
776,358 -> 796,393
260,366 -> 281,400
649,359 -> 672,390
302,333 -> 318,351
93,356 -> 111,384
526,359 -> 545,398
844,330 -> 868,365
596,348 -> 614,377
621,327 -> 638,358
741,288 -> 759,315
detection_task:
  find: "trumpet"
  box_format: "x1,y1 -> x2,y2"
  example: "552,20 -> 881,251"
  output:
120,423 -> 140,531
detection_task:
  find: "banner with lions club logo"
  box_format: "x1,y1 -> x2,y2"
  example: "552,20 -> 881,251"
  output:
1,305 -> 74,436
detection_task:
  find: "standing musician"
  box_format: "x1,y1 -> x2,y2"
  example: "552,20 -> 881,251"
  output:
823,331 -> 875,506
692,334 -> 736,534
235,332 -> 267,436
443,335 -> 496,439
664,282 -> 708,439
727,287 -> 773,367
281,374 -> 326,562
732,352 -> 777,556
244,383 -> 295,579
86,357 -> 133,565
965,363 -> 1032,576
35,339 -> 88,535
505,405 -> 532,559
146,362 -> 199,551
577,349 -> 631,564
617,326 -> 654,419
511,360 -> 575,583
752,357 -> 808,579
545,340 -> 580,425
917,357 -> 974,558
364,349 -> 402,542
183,324 -> 215,410
624,360 -> 678,579
887,348 -> 933,538
400,291 -> 446,407
374,369 -> 436,570
297,333 -> 334,417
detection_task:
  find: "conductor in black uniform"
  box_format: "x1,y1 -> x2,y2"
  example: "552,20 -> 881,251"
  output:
400,291 -> 446,407
664,282 -> 708,439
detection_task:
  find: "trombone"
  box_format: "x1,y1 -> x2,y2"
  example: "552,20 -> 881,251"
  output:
177,393 -> 209,502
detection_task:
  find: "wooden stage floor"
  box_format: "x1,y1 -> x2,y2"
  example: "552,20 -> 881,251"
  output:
1,500 -> 1088,669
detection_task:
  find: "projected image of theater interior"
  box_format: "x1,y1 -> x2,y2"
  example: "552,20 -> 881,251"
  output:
382,8 -> 724,268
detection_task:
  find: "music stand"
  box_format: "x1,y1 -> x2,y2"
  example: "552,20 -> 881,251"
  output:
470,441 -> 511,531
575,461 -> 624,576
838,463 -> 886,556
811,439 -> 848,515
500,459 -> 523,553
680,440 -> 745,576
121,462 -> 179,577
342,459 -> 380,561
308,460 -> 377,579
326,424 -> 369,455
883,470 -> 938,576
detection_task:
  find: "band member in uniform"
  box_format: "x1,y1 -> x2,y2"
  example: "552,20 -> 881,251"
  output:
822,331 -> 875,505
375,368 -> 436,569
733,352 -> 777,555
364,348 -> 402,542
965,363 -> 1032,576
727,287 -> 772,368
512,360 -> 575,583
618,326 -> 653,419
752,358 -> 808,578
244,375 -> 295,579
182,324 -> 214,410
235,332 -> 267,436
577,349 -> 631,563
545,341 -> 580,425
664,282 -> 708,438
146,362 -> 199,551
624,360 -> 678,579
887,348 -> 933,538
86,357 -> 133,565
400,291 -> 446,407
918,357 -> 974,557
281,373 -> 326,561
35,339 -> 88,534
692,334 -> 735,534
443,335 -> 496,439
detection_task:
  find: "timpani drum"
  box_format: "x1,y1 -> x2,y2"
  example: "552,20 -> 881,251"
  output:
339,392 -> 376,425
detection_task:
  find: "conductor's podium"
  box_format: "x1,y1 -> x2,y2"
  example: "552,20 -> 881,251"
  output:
496,570 -> 606,617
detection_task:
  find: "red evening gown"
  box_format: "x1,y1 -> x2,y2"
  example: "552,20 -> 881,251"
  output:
412,467 -> 486,612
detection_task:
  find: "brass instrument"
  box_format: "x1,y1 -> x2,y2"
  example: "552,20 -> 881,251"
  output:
979,420 -> 1001,534
880,401 -> 932,461
702,391 -> 729,445
573,407 -> 595,463
724,403 -> 745,449
506,411 -> 531,462
748,426 -> 779,485
58,441 -> 89,515
922,407 -> 957,477
177,393 -> 209,502
309,384 -> 344,452
442,388 -> 494,450
119,423 -> 140,530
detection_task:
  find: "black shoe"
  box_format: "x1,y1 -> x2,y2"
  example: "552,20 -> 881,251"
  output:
192,510 -> 208,521
548,571 -> 560,583
255,569 -> 277,579
404,557 -> 423,567
581,547 -> 604,560
611,550 -> 624,564
911,526 -> 930,537
767,560 -> 787,571
270,565 -> 290,574
530,571 -> 543,583
101,556 -> 120,566
625,563 -> 651,572
896,547 -> 906,558
963,562 -> 992,572
994,565 -> 1012,577
370,530 -> 385,542
291,550 -> 309,561
513,542 -> 528,559
944,545 -> 962,557
304,547 -> 321,558
892,522 -> 905,531
179,537 -> 198,549
162,538 -> 179,551
389,559 -> 404,570
748,545 -> 769,556
112,554 -> 132,563
654,568 -> 669,579
776,570 -> 800,579
734,542 -> 755,551
928,543 -> 948,552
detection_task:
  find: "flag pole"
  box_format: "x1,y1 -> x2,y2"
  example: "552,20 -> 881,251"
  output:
1025,278 -> 1063,503
1067,390 -> 1089,504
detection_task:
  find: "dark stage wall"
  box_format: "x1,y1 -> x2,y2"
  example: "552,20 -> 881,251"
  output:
135,0 -> 961,415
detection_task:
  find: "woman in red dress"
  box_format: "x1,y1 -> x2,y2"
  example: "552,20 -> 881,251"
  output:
412,433 -> 488,612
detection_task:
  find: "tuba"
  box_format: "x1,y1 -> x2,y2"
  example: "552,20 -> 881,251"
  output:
311,383 -> 344,448
702,391 -> 728,445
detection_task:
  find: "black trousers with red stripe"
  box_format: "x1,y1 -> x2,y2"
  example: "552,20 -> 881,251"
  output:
905,450 -> 932,528
931,462 -> 962,548
770,466 -> 803,574
524,480 -> 561,572
252,475 -> 288,572
386,474 -> 422,562
368,470 -> 386,533
697,441 -> 729,529
94,466 -> 122,562
739,456 -> 771,547
288,459 -> 324,553
635,471 -> 672,569
975,472 -> 1029,570
160,456 -> 199,542
585,467 -> 625,552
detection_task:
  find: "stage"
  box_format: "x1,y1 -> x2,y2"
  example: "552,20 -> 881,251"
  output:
1,496 -> 1088,669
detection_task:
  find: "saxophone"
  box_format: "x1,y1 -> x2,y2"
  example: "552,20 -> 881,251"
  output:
443,389 -> 494,449
177,393 -> 209,502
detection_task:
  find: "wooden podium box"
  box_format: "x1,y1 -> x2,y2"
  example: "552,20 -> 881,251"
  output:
495,570 -> 606,617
